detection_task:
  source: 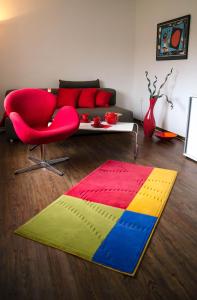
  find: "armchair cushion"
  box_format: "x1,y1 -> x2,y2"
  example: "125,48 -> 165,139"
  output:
5,89 -> 80,145
9,106 -> 79,145
4,89 -> 56,128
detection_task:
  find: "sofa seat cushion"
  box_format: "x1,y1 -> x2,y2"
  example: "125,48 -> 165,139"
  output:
78,88 -> 97,108
78,106 -> 133,123
57,88 -> 81,108
52,106 -> 133,123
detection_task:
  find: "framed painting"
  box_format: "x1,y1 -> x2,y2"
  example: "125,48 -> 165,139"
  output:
156,15 -> 191,60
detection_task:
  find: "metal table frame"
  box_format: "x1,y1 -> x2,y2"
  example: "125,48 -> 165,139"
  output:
79,122 -> 139,159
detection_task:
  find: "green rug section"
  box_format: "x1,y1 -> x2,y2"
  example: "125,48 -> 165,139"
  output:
15,195 -> 123,260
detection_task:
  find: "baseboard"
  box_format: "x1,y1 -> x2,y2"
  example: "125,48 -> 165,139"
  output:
133,118 -> 185,142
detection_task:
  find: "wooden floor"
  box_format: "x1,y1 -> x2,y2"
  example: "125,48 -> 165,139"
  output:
0,127 -> 197,300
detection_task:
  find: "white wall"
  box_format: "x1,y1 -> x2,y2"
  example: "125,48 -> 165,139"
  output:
132,0 -> 197,136
0,0 -> 135,115
1,0 -> 196,137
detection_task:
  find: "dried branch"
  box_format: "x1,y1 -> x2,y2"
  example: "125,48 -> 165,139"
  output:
157,68 -> 173,97
145,68 -> 174,108
145,71 -> 153,97
152,76 -> 157,96
158,94 -> 173,109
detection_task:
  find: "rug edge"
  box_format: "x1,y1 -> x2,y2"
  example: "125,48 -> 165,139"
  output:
14,230 -> 135,276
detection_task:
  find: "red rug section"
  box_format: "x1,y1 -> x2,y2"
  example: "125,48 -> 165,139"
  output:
65,160 -> 153,209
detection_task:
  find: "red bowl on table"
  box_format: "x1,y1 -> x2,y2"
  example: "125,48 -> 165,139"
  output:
155,131 -> 177,140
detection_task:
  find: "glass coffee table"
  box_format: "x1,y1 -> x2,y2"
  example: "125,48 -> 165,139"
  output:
79,122 -> 139,159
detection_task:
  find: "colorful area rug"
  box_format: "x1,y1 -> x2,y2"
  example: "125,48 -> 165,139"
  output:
15,160 -> 177,276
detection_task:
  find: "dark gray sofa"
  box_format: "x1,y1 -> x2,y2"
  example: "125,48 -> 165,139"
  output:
4,88 -> 133,141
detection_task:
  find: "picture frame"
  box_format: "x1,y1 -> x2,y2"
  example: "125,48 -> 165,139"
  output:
156,15 -> 191,60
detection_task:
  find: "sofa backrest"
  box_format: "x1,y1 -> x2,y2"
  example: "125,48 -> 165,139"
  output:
5,88 -> 116,106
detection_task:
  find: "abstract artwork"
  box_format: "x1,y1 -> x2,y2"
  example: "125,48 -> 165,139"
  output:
156,15 -> 190,60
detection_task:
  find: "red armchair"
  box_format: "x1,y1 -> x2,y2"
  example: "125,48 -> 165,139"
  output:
4,88 -> 80,176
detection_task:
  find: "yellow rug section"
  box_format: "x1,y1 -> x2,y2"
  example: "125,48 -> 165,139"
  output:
127,168 -> 177,217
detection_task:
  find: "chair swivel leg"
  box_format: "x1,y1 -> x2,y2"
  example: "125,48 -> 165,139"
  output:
15,144 -> 69,176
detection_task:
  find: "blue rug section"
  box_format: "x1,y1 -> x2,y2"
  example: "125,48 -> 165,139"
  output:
92,211 -> 157,273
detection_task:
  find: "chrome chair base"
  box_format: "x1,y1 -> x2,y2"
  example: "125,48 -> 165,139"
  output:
14,145 -> 69,176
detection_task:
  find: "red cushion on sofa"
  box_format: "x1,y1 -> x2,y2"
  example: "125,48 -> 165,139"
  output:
78,88 -> 97,108
57,88 -> 81,108
96,90 -> 112,107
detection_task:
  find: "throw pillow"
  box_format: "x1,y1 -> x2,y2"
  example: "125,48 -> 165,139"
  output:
59,79 -> 100,89
78,88 -> 98,108
96,90 -> 112,107
57,88 -> 81,108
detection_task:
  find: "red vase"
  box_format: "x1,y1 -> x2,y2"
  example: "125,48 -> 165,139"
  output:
143,97 -> 157,137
